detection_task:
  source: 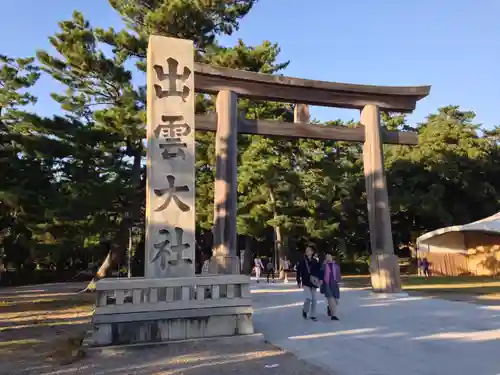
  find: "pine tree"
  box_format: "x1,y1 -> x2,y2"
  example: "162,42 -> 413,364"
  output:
36,1 -> 287,278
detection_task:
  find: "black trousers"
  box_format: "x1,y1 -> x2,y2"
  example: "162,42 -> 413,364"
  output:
266,269 -> 275,282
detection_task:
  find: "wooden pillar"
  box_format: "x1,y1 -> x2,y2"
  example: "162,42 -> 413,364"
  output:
294,103 -> 310,123
361,104 -> 402,293
211,90 -> 240,274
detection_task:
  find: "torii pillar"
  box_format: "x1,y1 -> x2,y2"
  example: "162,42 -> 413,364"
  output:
361,104 -> 402,293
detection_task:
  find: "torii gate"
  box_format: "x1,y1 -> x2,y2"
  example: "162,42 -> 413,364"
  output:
146,36 -> 430,293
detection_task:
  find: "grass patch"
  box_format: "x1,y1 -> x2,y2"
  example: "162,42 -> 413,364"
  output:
0,339 -> 41,348
342,275 -> 500,304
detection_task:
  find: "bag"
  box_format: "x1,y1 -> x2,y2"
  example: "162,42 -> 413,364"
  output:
304,258 -> 321,288
320,283 -> 326,295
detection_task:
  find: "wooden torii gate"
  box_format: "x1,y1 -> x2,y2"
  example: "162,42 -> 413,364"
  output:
148,36 -> 430,293
195,64 -> 430,293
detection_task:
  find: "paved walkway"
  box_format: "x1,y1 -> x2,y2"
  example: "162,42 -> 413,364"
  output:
251,282 -> 500,375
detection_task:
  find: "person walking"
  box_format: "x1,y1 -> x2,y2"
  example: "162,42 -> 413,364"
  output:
266,257 -> 275,283
422,257 -> 430,277
254,256 -> 264,283
201,252 -> 210,275
296,246 -> 321,321
320,251 -> 341,321
282,258 -> 290,283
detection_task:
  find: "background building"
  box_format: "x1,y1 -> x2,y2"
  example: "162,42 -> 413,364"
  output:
416,213 -> 500,276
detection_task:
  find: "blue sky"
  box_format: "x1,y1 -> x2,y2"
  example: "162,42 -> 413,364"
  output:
1,0 -> 499,128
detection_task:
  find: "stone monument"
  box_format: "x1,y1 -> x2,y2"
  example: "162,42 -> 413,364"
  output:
89,36 -> 254,347
145,36 -> 196,278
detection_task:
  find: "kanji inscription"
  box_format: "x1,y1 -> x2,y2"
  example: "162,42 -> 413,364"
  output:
154,115 -> 191,160
153,58 -> 191,101
146,35 -> 195,278
150,227 -> 192,271
154,175 -> 190,212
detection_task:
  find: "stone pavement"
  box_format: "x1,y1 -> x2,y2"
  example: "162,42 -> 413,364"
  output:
251,282 -> 500,375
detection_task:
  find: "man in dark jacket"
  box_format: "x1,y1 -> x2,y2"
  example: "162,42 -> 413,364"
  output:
296,246 -> 321,321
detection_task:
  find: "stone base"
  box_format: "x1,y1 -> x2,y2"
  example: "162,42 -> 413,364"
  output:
209,255 -> 240,274
90,310 -> 254,347
88,274 -> 254,347
370,253 -> 402,293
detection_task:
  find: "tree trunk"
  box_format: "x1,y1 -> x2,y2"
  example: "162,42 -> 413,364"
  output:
95,247 -> 122,279
274,225 -> 285,279
242,236 -> 254,274
268,188 -> 285,278
89,148 -> 143,287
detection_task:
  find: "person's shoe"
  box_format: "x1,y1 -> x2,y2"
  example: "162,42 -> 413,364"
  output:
302,310 -> 307,319
331,316 -> 339,321
311,317 -> 317,321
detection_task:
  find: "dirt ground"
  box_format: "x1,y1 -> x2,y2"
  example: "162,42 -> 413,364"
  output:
30,335 -> 336,375
0,282 -> 94,374
0,283 -> 336,375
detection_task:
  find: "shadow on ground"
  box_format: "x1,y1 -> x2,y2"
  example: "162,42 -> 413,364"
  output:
0,282 -> 93,374
15,336 -> 335,375
251,282 -> 500,375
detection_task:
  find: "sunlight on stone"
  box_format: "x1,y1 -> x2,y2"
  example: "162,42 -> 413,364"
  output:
251,288 -> 302,294
412,329 -> 500,342
288,328 -> 378,340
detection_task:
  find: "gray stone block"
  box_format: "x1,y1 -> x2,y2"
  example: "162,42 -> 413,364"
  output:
186,317 -> 207,339
237,314 -> 254,335
169,319 -> 186,340
92,323 -> 112,346
205,315 -> 237,337
158,320 -> 169,341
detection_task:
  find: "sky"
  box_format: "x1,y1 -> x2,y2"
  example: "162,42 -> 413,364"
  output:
1,0 -> 499,128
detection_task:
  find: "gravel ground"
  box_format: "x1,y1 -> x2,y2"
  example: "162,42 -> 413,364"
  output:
4,335 -> 336,375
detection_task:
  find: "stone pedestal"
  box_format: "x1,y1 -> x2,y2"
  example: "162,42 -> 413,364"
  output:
89,275 -> 254,347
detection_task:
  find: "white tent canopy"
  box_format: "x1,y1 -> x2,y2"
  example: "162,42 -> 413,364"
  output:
417,212 -> 500,254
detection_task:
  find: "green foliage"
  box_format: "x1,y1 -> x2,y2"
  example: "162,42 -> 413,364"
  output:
386,106 -> 500,246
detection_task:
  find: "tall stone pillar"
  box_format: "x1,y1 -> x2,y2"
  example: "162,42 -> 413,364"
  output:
211,90 -> 240,274
361,104 -> 401,293
145,36 -> 196,278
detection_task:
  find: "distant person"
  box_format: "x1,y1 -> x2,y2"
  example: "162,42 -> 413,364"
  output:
254,256 -> 264,283
266,257 -> 275,283
320,251 -> 341,321
282,258 -> 291,283
199,252 -> 211,298
201,252 -> 210,275
296,246 -> 321,321
417,258 -> 423,276
422,257 -> 430,277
